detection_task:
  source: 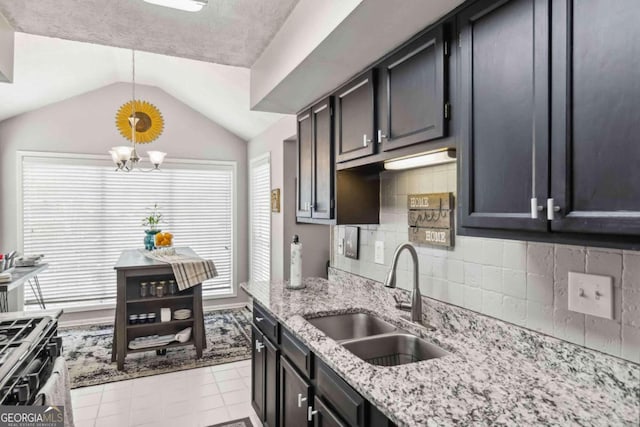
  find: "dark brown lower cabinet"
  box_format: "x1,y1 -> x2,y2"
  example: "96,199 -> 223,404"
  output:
312,396 -> 347,427
280,355 -> 313,427
251,326 -> 279,426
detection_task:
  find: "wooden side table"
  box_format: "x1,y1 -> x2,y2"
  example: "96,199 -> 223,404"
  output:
112,248 -> 206,371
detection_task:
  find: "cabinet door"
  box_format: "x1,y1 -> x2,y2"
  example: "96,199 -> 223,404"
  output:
251,327 -> 265,421
458,0 -> 549,231
311,97 -> 335,219
379,26 -> 446,151
313,396 -> 347,427
335,70 -> 377,163
550,0 -> 640,235
280,355 -> 312,427
264,334 -> 280,427
297,110 -> 313,218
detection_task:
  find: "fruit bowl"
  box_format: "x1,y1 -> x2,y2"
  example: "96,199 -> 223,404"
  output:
154,231 -> 173,248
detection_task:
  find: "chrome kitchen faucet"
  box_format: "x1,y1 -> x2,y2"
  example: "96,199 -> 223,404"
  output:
384,243 -> 422,325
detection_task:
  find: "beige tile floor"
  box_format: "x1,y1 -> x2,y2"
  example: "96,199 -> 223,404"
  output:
70,360 -> 260,427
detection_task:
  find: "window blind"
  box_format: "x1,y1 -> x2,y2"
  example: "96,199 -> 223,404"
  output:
21,154 -> 235,308
250,154 -> 271,282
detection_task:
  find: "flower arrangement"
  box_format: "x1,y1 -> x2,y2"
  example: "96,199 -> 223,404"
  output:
142,204 -> 164,231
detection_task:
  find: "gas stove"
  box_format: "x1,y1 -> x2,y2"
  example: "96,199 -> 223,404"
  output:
0,315 -> 61,405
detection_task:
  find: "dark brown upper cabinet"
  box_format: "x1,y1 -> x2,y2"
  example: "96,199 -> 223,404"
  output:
311,97 -> 335,220
458,0 -> 550,232
549,0 -> 640,236
297,97 -> 335,222
296,111 -> 313,218
378,25 -> 447,152
334,70 -> 377,163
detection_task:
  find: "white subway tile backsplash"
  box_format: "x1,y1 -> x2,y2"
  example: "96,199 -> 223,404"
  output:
481,266 -> 502,293
527,243 -> 554,277
585,316 -> 621,356
553,309 -> 585,346
331,166 -> 640,363
502,241 -> 527,270
464,263 -> 482,287
502,269 -> 527,299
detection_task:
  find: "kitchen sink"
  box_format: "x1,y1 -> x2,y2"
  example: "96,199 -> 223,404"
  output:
341,333 -> 449,367
306,312 -> 402,342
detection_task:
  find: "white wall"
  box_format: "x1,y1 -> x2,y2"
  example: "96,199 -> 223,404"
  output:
247,117 -> 330,281
332,164 -> 640,364
0,82 -> 250,310
0,12 -> 13,83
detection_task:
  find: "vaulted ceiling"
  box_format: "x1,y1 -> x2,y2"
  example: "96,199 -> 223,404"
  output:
0,33 -> 285,141
0,0 -> 300,67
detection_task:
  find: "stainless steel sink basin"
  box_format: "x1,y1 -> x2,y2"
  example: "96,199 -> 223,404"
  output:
341,333 -> 449,367
306,313 -> 401,341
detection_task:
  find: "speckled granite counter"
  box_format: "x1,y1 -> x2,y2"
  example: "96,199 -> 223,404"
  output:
241,268 -> 640,426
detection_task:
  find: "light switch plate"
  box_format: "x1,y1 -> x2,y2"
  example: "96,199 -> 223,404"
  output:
568,272 -> 614,319
375,241 -> 385,264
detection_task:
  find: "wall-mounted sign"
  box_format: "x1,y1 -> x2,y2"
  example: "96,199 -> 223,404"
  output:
271,189 -> 281,213
407,192 -> 454,247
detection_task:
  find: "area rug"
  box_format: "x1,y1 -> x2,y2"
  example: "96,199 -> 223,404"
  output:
60,307 -> 252,388
208,417 -> 252,427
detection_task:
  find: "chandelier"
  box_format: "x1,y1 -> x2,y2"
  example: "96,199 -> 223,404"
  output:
109,50 -> 167,172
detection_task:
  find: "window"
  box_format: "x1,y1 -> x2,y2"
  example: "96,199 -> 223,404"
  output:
249,153 -> 271,282
19,152 -> 236,308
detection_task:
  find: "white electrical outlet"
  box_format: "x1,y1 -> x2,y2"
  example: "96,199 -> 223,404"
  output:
568,272 -> 614,319
375,241 -> 385,264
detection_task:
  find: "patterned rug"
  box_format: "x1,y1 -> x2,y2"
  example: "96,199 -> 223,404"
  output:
60,307 -> 252,388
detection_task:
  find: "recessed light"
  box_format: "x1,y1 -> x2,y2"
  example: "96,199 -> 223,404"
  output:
143,0 -> 208,12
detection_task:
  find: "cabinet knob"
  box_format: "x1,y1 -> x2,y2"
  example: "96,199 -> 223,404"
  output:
307,406 -> 318,421
255,340 -> 265,352
297,393 -> 307,408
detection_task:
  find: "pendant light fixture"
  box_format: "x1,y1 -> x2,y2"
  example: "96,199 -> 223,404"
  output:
110,50 -> 167,172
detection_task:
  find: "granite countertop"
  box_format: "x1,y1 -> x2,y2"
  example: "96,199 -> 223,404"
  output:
241,269 -> 640,427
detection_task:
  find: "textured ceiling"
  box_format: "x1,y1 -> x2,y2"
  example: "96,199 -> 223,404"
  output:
0,33 -> 285,141
0,0 -> 300,67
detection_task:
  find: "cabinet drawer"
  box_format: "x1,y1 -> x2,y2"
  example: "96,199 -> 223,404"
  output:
253,302 -> 279,344
281,327 -> 313,379
316,360 -> 365,427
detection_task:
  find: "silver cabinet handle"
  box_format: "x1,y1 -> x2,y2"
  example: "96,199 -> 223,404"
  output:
255,340 -> 265,352
378,129 -> 387,142
530,197 -> 543,219
546,198 -> 560,220
363,134 -> 372,147
255,316 -> 263,322
297,393 -> 307,408
307,406 -> 318,421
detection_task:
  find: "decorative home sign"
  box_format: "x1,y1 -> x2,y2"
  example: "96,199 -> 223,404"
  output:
344,226 -> 360,259
271,189 -> 281,213
407,192 -> 454,247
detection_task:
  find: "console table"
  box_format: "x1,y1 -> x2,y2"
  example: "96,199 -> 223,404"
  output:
0,264 -> 48,312
112,248 -> 206,371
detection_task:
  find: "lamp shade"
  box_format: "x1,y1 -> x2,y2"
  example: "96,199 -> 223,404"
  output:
108,150 -> 120,164
112,146 -> 133,162
147,151 -> 167,166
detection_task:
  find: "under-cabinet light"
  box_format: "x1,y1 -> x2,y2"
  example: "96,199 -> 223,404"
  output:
384,149 -> 456,171
143,0 -> 208,12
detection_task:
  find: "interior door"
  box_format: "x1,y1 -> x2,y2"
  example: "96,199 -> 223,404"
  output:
311,97 -> 334,219
335,70 -> 377,163
458,0 -> 550,231
379,25 -> 447,151
297,110 -> 313,218
550,0 -> 640,235
280,355 -> 312,427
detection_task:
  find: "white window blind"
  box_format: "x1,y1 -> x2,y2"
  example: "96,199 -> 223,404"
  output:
21,153 -> 235,308
249,154 -> 271,282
